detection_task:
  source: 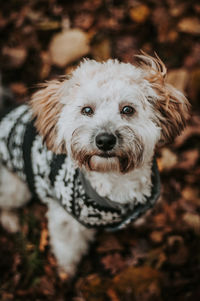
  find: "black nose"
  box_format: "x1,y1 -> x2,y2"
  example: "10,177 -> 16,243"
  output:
95,133 -> 116,151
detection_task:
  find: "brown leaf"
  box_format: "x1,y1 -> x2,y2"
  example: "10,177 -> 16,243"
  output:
2,46 -> 27,68
177,149 -> 199,170
107,288 -> 120,301
113,266 -> 162,296
129,5 -> 150,23
158,148 -> 178,171
37,276 -> 55,295
167,69 -> 189,92
49,29 -> 90,67
183,213 -> 200,234
40,51 -> 51,80
174,115 -> 200,148
147,248 -> 167,269
188,68 -> 200,103
178,17 -> 200,35
150,231 -> 164,244
101,253 -> 126,274
39,228 -> 49,252
10,82 -> 27,97
166,236 -> 188,265
182,186 -> 200,203
97,234 -> 123,253
151,7 -> 171,43
91,38 -> 111,61
73,13 -> 94,30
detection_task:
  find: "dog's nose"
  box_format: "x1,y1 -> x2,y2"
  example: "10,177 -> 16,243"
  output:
95,133 -> 116,151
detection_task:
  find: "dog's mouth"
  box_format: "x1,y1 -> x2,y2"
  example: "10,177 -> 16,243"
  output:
88,154 -> 119,172
96,152 -> 116,158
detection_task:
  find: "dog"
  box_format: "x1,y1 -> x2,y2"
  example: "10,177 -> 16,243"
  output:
0,54 -> 189,276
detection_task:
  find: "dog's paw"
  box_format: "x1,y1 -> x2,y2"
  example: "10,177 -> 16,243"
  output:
0,210 -> 20,233
57,264 -> 76,279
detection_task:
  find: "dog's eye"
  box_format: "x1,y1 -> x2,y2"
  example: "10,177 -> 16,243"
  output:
121,106 -> 135,116
81,107 -> 94,116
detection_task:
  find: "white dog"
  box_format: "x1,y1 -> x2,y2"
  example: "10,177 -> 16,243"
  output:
0,54 -> 189,276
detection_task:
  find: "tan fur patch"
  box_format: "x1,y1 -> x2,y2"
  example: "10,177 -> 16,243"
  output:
137,53 -> 190,143
30,80 -> 66,154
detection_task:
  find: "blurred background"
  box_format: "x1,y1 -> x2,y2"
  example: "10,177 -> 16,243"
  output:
0,0 -> 200,300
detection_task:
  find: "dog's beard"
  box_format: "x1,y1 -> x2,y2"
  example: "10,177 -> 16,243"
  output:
71,126 -> 144,173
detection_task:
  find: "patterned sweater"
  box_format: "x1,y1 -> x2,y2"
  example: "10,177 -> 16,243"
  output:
0,105 -> 160,231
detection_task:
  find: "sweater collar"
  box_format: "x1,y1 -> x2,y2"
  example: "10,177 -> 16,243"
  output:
78,157 -> 161,231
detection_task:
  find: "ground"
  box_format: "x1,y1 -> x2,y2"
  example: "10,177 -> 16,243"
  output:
0,0 -> 200,300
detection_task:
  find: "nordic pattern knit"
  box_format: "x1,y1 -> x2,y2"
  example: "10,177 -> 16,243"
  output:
0,105 -> 160,231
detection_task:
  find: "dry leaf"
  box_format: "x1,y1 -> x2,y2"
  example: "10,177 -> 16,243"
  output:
10,82 -> 27,97
150,231 -> 164,244
91,38 -> 111,61
39,228 -> 49,252
177,149 -> 199,170
167,69 -> 189,92
174,115 -> 200,147
113,266 -> 162,296
49,29 -> 90,67
182,186 -> 200,203
158,148 -> 178,171
178,17 -> 200,34
129,5 -> 150,23
101,253 -> 126,274
2,46 -> 27,68
183,213 -> 200,234
97,234 -> 123,253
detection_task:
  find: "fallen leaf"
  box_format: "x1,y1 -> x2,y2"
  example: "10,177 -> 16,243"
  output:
101,253 -> 126,274
129,5 -> 150,23
174,115 -> 200,147
113,266 -> 162,296
107,288 -> 120,301
2,46 -> 27,68
182,186 -> 200,203
166,236 -> 188,265
97,234 -> 123,253
188,68 -> 200,103
178,17 -> 200,35
183,213 -> 200,234
158,148 -> 178,171
40,51 -> 51,79
167,68 -> 189,92
49,29 -> 90,67
150,231 -> 164,244
177,149 -> 199,170
39,228 -> 49,252
10,82 -> 27,97
74,13 -> 94,30
35,20 -> 61,30
91,38 -> 111,61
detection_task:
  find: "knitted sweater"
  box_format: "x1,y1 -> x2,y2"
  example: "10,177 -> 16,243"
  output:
0,105 -> 160,231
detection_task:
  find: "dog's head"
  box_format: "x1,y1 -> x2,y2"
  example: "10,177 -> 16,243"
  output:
30,54 -> 190,173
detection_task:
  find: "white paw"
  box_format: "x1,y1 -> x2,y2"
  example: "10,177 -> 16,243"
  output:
58,263 -> 76,279
0,210 -> 20,233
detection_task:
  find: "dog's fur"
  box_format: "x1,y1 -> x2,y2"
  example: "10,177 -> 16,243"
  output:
0,54 -> 189,276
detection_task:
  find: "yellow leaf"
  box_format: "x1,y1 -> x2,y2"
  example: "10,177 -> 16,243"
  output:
39,228 -> 49,252
129,5 -> 150,23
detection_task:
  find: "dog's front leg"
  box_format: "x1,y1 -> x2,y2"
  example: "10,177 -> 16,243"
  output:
46,200 -> 95,276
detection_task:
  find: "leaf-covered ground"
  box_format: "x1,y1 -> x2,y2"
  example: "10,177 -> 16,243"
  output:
0,0 -> 200,300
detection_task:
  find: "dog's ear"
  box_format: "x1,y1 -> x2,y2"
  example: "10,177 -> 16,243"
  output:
30,79 -> 66,154
137,53 -> 190,144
